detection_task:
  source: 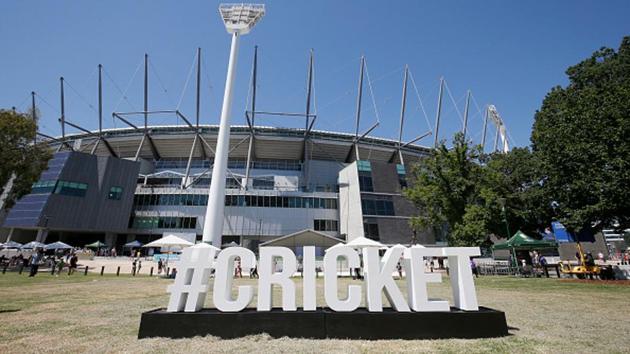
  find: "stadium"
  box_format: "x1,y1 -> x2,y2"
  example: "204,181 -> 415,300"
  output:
1,122 -> 439,253
0,6 -> 511,254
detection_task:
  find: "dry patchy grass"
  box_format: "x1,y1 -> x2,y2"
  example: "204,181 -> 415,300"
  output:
0,273 -> 629,353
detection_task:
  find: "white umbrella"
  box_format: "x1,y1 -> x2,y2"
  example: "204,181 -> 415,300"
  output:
144,235 -> 194,248
21,241 -> 46,250
324,242 -> 346,252
143,235 -> 193,266
2,241 -> 23,249
346,236 -> 384,249
221,241 -> 240,248
45,241 -> 73,250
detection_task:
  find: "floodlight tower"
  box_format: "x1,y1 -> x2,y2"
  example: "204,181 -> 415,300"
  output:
202,4 -> 265,246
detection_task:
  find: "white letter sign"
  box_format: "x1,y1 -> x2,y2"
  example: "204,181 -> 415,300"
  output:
213,247 -> 256,312
257,247 -> 298,311
362,247 -> 410,312
324,246 -> 362,312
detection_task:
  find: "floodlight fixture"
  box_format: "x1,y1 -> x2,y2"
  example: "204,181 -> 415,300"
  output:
219,3 -> 265,35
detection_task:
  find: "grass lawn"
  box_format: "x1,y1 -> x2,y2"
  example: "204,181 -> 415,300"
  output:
0,272 -> 629,353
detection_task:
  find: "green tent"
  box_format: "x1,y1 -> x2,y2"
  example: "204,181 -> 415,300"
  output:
492,230 -> 557,251
86,241 -> 107,249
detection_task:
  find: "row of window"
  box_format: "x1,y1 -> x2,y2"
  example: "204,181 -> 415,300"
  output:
130,216 -> 197,230
225,195 -> 338,209
133,193 -> 339,210
358,162 -> 408,191
155,159 -> 302,171
314,219 -> 339,232
361,197 -> 395,216
31,180 -> 124,200
31,180 -> 89,197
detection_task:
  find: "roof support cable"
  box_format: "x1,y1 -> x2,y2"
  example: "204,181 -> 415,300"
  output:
443,79 -> 465,126
408,70 -> 434,135
176,50 -> 199,111
111,59 -> 142,112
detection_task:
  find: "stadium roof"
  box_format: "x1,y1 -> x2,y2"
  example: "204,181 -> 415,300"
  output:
47,124 -> 432,164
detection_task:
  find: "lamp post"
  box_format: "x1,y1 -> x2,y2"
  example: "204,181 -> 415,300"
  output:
202,4 -> 265,246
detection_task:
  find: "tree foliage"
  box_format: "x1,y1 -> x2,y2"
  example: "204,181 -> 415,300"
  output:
405,133 -> 552,246
0,109 -> 51,210
531,36 -> 630,233
405,133 -> 489,246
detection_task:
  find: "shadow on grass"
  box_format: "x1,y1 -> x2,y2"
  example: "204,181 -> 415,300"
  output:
0,309 -> 21,313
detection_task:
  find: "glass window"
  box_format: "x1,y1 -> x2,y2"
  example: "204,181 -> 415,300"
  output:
108,186 -> 123,200
357,160 -> 372,172
54,180 -> 87,197
31,180 -> 57,194
363,218 -> 379,240
358,171 -> 373,192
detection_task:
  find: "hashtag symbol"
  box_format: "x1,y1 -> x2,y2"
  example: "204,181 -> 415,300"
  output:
166,244 -> 215,312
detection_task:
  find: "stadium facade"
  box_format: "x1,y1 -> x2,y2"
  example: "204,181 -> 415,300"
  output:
1,125 -> 439,253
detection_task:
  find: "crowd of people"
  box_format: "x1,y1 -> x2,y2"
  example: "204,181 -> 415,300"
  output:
0,249 -> 79,277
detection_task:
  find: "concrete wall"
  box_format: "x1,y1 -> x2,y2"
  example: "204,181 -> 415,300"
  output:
338,162 -> 364,241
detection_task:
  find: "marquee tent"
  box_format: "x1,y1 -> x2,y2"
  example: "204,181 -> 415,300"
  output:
45,241 -> 73,250
123,240 -> 144,248
492,230 -> 558,251
86,241 -> 107,249
2,241 -> 23,249
346,236 -> 384,249
21,241 -> 46,250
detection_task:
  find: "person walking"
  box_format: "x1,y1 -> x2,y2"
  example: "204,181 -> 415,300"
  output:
68,253 -> 78,275
234,258 -> 242,278
250,259 -> 259,278
56,257 -> 65,277
132,259 -> 137,276
396,262 -> 403,279
157,259 -> 163,275
470,259 -> 479,278
28,249 -> 44,277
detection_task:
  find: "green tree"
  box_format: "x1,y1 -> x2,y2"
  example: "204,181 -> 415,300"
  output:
531,36 -> 630,234
483,148 -> 553,237
405,134 -> 551,246
0,109 -> 51,210
404,133 -> 488,246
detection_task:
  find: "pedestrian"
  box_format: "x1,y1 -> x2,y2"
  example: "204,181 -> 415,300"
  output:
250,258 -> 258,278
470,259 -> 478,278
28,249 -> 44,277
157,259 -> 163,275
137,259 -> 142,274
597,252 -> 604,262
234,258 -> 242,278
396,262 -> 403,279
132,259 -> 137,276
68,253 -> 78,275
56,257 -> 65,276
250,265 -> 258,278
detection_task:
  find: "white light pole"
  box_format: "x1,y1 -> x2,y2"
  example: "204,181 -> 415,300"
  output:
203,4 -> 265,246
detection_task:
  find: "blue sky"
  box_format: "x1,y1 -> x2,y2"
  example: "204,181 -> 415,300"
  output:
1,1 -> 628,150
